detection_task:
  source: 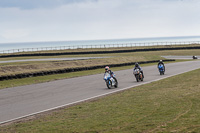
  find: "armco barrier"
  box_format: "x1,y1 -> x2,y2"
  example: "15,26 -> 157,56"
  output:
0,46 -> 200,58
0,59 -> 175,81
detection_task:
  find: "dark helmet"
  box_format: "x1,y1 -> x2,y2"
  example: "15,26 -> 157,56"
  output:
135,62 -> 139,67
159,60 -> 163,63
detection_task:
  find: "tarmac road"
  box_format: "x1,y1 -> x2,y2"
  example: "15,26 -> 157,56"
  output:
162,55 -> 200,60
0,60 -> 200,124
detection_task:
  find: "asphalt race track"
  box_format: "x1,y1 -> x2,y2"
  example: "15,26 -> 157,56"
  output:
162,55 -> 200,60
0,60 -> 200,124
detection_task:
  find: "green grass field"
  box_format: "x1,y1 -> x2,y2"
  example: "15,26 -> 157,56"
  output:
1,49 -> 199,76
1,68 -> 200,133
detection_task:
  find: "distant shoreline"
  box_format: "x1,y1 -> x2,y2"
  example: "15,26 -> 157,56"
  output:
1,36 -> 200,52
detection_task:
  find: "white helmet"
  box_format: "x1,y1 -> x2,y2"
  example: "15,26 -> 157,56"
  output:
105,66 -> 109,72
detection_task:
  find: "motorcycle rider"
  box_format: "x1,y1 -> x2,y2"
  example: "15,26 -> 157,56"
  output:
133,62 -> 144,78
157,60 -> 165,71
105,66 -> 114,77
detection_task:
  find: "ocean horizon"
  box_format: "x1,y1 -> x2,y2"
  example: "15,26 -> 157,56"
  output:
1,36 -> 200,52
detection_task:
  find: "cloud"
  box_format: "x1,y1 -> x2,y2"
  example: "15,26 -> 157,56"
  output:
0,0 -> 200,43
0,0 -> 97,9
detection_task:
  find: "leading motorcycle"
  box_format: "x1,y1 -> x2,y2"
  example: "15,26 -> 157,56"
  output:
103,73 -> 118,89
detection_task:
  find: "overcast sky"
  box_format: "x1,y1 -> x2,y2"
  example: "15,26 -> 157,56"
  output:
0,0 -> 200,43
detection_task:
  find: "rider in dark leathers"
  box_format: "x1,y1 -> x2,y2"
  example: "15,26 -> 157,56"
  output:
157,60 -> 165,71
133,63 -> 144,78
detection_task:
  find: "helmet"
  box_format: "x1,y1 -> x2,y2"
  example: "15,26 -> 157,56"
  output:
135,62 -> 139,67
159,60 -> 163,63
105,66 -> 109,72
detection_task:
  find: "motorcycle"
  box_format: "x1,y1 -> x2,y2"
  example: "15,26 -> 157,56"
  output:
158,64 -> 165,75
193,56 -> 198,59
103,73 -> 118,89
133,68 -> 143,82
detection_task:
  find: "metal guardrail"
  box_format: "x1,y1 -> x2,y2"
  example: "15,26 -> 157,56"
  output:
0,41 -> 200,54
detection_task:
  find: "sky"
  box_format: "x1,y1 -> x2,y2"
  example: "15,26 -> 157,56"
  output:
0,0 -> 200,43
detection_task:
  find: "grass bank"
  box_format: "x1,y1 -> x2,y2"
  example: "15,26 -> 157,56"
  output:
0,48 -> 197,89
1,68 -> 200,132
0,49 -> 199,76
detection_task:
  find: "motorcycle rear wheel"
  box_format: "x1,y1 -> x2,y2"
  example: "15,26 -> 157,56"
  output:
113,77 -> 118,88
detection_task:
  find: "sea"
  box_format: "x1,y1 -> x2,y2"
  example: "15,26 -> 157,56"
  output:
0,36 -> 200,53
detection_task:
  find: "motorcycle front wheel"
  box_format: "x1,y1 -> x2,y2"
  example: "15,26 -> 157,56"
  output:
135,74 -> 139,82
106,80 -> 112,89
160,71 -> 164,75
140,75 -> 143,81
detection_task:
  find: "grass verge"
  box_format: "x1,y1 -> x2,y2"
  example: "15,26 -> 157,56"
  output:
0,49 -> 199,76
1,67 -> 200,132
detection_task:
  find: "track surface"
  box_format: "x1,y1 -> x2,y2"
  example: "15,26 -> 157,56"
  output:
162,55 -> 200,60
0,60 -> 200,124
0,57 -> 108,64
